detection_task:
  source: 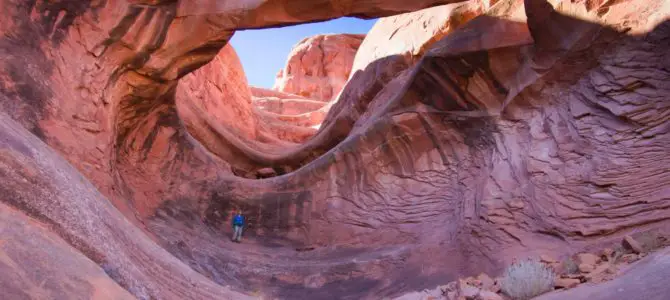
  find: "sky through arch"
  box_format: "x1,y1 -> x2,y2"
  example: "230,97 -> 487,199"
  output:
230,17 -> 376,89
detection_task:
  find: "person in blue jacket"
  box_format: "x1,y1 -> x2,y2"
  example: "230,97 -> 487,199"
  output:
231,210 -> 245,243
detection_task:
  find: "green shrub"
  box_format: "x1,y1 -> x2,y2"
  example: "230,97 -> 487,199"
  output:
560,258 -> 578,274
501,258 -> 555,300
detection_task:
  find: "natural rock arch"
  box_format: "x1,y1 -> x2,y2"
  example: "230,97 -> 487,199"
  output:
0,0 -> 668,299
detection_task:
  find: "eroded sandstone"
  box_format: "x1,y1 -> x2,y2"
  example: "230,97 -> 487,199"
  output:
274,34 -> 365,101
1,0 -> 669,299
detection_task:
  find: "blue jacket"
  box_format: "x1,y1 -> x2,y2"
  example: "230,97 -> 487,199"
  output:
233,214 -> 245,226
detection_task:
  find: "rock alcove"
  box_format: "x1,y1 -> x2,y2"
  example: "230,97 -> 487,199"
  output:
0,0 -> 669,299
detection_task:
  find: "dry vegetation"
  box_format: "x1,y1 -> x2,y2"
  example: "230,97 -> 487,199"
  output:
500,259 -> 555,300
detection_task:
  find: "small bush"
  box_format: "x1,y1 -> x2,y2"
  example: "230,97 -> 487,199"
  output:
611,244 -> 628,263
560,258 -> 579,274
501,258 -> 555,300
634,232 -> 667,251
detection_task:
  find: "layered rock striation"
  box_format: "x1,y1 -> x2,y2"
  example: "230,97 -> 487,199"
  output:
0,0 -> 669,299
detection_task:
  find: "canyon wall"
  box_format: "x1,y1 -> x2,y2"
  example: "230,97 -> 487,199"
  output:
0,0 -> 669,299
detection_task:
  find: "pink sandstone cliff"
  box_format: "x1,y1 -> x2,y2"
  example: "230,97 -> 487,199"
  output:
0,0 -> 669,299
273,34 -> 365,101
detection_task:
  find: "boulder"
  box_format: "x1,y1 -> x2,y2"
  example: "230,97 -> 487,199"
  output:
558,259 -> 580,275
560,273 -> 585,279
576,253 -> 601,266
555,277 -> 581,289
548,261 -> 564,273
578,263 -> 595,273
458,279 -> 481,299
623,235 -> 644,254
584,263 -> 614,283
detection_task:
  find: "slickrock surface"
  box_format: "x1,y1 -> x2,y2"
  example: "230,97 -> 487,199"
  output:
274,34 -> 365,101
0,112 -> 250,299
537,247 -> 670,300
0,0 -> 669,299
0,202 -> 135,300
394,233 -> 670,299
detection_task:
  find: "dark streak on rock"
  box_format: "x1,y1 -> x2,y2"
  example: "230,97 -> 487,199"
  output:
0,0 -> 100,141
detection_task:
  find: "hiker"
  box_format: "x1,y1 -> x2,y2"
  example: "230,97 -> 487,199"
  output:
231,210 -> 245,243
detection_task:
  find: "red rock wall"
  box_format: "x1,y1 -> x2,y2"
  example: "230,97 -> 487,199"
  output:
177,44 -> 257,140
1,0 -> 669,299
160,1 -> 670,297
0,0 -> 468,298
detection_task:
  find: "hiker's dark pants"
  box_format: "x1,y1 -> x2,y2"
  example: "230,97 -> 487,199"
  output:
232,225 -> 243,241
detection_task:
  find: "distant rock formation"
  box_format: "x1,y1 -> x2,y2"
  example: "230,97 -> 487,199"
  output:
273,34 -> 365,101
0,0 -> 669,299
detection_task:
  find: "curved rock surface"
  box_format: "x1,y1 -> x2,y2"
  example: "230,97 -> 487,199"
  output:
274,34 -> 365,101
0,201 -> 135,300
0,112 -> 250,299
536,246 -> 670,300
178,44 -> 257,140
1,0 -> 669,299
350,1 -> 487,75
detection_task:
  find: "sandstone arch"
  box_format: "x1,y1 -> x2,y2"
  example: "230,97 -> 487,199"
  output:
0,0 -> 668,299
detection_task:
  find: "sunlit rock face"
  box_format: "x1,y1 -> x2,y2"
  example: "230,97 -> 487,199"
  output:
350,1 -> 487,75
1,0 -> 669,299
273,34 -> 365,101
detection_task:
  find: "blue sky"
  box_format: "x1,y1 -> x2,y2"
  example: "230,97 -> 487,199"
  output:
230,17 -> 376,88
